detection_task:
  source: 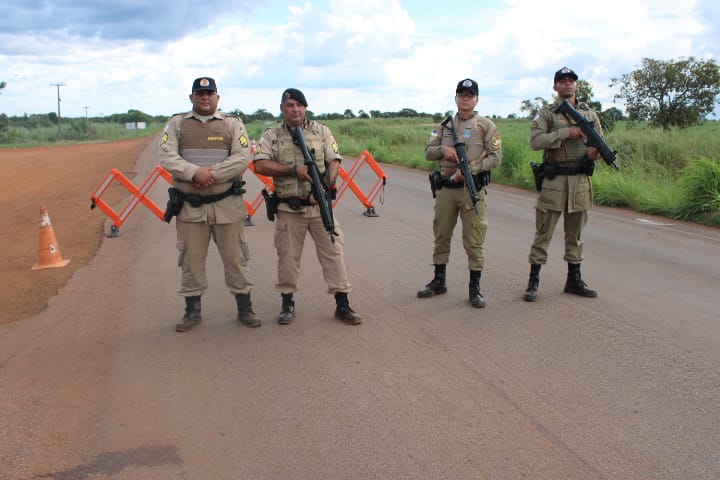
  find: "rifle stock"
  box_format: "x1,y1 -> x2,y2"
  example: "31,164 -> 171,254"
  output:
555,99 -> 620,170
440,116 -> 480,213
288,125 -> 337,242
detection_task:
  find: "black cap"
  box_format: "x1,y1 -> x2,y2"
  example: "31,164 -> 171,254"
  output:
281,88 -> 308,107
456,78 -> 479,96
192,77 -> 217,93
554,67 -> 578,82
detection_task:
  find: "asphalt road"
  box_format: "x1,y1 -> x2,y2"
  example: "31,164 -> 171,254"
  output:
1,142 -> 719,480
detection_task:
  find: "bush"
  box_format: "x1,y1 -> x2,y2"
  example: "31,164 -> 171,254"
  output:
677,158 -> 720,224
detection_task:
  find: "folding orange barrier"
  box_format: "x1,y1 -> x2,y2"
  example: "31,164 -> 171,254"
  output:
90,166 -> 172,237
90,147 -> 388,234
334,150 -> 387,217
244,162 -> 275,225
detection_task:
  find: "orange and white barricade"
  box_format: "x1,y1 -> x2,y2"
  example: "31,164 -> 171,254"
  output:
90,145 -> 388,232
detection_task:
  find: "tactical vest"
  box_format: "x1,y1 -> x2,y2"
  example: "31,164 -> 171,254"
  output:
438,114 -> 488,177
544,101 -> 594,167
273,123 -> 327,199
178,117 -> 231,165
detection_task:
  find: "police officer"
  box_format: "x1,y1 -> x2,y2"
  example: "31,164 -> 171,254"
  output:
523,67 -> 601,302
417,79 -> 503,308
253,88 -> 361,326
159,77 -> 260,331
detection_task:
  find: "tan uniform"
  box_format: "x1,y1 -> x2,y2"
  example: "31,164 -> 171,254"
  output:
528,98 -> 602,264
425,113 -> 502,270
159,110 -> 253,296
254,120 -> 351,294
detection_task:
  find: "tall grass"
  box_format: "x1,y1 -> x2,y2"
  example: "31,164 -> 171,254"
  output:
257,117 -> 719,227
5,115 -> 719,226
0,122 -> 163,147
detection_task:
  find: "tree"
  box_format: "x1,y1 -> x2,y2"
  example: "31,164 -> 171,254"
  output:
0,81 -> 6,94
519,97 -> 548,118
576,79 -> 615,133
343,109 -> 356,119
397,108 -> 418,117
611,57 -> 720,130
603,107 -> 625,122
250,109 -> 275,122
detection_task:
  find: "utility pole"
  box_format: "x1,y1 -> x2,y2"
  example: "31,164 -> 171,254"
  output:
83,106 -> 90,122
50,82 -> 66,135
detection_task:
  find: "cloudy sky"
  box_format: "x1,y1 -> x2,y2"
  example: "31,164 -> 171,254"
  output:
0,0 -> 718,119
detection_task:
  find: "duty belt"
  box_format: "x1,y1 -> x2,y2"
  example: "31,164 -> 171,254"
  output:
176,180 -> 245,208
443,171 -> 492,188
277,196 -> 314,210
163,179 -> 246,223
547,164 -> 582,175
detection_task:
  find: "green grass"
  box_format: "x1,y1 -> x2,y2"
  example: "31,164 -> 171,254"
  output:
4,115 -> 719,226
268,116 -> 719,227
0,122 -> 163,147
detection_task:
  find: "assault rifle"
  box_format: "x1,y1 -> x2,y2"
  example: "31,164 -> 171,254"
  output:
440,116 -> 480,213
555,99 -> 620,170
288,125 -> 337,243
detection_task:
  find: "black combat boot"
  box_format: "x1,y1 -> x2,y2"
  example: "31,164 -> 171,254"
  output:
417,264 -> 447,298
236,293 -> 262,327
176,295 -> 202,332
564,263 -> 598,298
523,264 -> 541,302
469,270 -> 486,308
334,292 -> 362,325
276,293 -> 295,325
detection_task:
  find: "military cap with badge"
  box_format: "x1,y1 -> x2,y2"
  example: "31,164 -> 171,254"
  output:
281,88 -> 308,107
456,78 -> 479,97
192,77 -> 217,93
553,67 -> 578,82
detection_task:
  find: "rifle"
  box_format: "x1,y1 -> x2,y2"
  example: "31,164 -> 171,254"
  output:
440,116 -> 480,213
555,99 -> 620,170
287,125 -> 337,243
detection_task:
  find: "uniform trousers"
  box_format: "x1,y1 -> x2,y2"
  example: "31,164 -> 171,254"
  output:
432,186 -> 488,271
528,208 -> 587,264
273,208 -> 351,295
176,218 -> 253,297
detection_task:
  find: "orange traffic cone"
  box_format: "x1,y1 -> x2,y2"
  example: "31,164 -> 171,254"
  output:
31,204 -> 70,270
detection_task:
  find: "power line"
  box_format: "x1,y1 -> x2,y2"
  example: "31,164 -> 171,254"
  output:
50,82 -> 66,134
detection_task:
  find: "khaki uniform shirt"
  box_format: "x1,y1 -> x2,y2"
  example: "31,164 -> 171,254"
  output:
159,110 -> 251,223
530,99 -> 601,213
254,119 -> 341,214
425,112 -> 502,178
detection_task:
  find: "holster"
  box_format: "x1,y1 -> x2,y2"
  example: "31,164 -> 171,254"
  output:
473,171 -> 491,189
163,187 -> 185,223
583,155 -> 595,176
429,170 -> 443,198
262,189 -> 279,221
530,162 -> 545,192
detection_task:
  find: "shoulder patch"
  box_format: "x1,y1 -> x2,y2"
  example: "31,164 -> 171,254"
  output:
531,122 -> 539,129
331,142 -> 339,154
239,135 -> 249,147
161,133 -> 169,144
431,129 -> 439,137
490,134 -> 502,147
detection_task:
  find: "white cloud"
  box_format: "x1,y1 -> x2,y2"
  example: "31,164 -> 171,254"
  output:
0,0 -> 717,118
